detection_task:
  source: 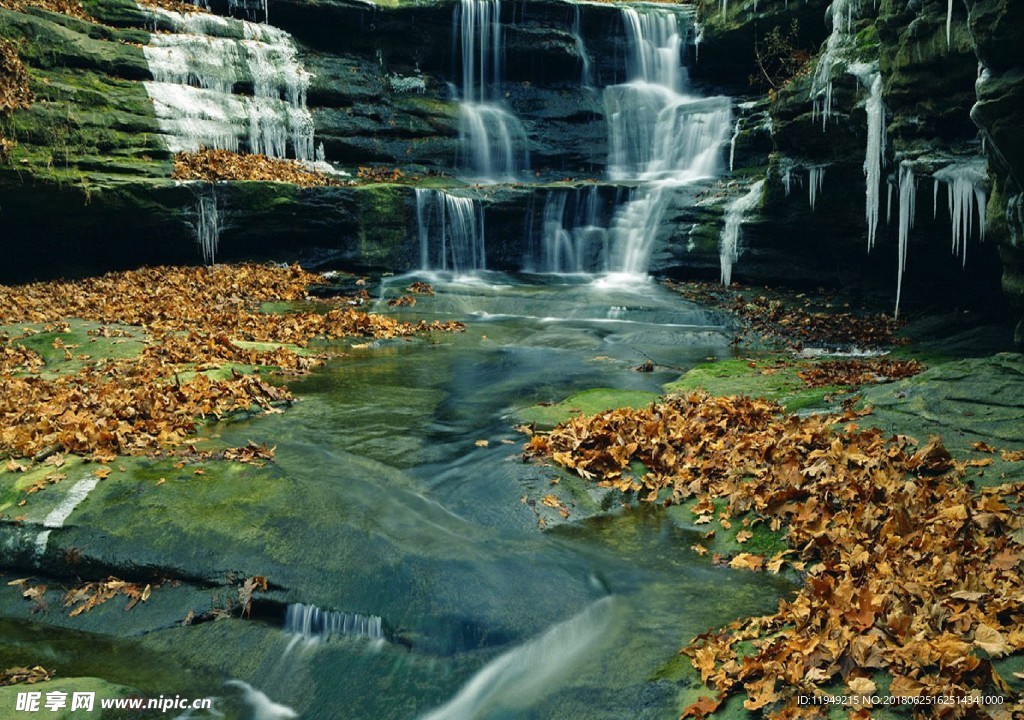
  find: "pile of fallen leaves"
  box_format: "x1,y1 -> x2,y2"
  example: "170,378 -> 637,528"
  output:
0,38 -> 33,115
0,665 -> 53,687
0,0 -> 89,20
0,264 -> 462,461
172,148 -> 339,188
357,166 -> 405,183
137,0 -> 207,14
527,392 -> 1024,717
63,577 -> 153,617
797,358 -> 924,388
667,281 -> 905,349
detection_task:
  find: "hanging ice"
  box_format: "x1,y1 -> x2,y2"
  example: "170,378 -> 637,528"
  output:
810,0 -> 856,128
895,161 -> 916,318
808,166 -> 826,211
719,180 -> 764,286
933,161 -> 987,266
192,183 -> 221,265
849,64 -> 886,251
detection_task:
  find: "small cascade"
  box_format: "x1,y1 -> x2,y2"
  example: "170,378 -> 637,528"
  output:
418,598 -> 615,720
808,166 -> 826,211
454,0 -> 529,181
192,184 -> 221,265
416,188 -> 486,273
571,5 -> 593,87
529,186 -> 617,273
140,7 -> 315,160
895,161 -> 917,318
602,5 -> 732,274
719,180 -> 764,286
284,603 -> 385,645
933,161 -> 987,266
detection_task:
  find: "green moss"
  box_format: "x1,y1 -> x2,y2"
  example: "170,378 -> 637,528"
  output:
516,388 -> 661,428
664,358 -> 844,413
355,184 -> 413,265
3,320 -> 148,378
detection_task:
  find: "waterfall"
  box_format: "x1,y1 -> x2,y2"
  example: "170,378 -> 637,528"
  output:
528,186 -> 616,273
602,6 -> 732,275
571,5 -> 593,87
719,180 -> 764,286
418,597 -> 616,720
728,117 -> 741,172
933,161 -> 987,267
416,188 -> 487,273
454,0 -> 528,181
140,7 -> 315,161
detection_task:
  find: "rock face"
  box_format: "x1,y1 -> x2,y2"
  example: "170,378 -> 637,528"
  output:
690,0 -> 1023,329
0,0 -> 1021,328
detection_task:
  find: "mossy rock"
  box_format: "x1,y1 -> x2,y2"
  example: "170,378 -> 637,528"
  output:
516,388 -> 661,429
664,357 -> 844,413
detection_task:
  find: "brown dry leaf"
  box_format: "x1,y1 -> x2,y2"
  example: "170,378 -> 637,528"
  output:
475,439 -> 489,447
728,553 -> 764,572
972,441 -> 996,453
0,665 -> 54,687
974,624 -> 1012,657
94,466 -> 112,479
1000,449 -> 1024,462
847,677 -> 876,695
691,544 -> 709,556
679,695 -> 721,719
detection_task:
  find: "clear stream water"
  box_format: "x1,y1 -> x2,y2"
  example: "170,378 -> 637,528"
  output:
1,274 -> 793,719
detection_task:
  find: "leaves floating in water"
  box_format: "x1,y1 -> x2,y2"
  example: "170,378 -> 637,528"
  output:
62,577 -> 155,617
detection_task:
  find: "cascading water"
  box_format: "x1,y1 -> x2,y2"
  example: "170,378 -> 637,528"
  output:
527,186 -> 618,273
454,0 -> 529,181
416,188 -> 487,273
601,6 -> 732,275
284,603 -> 385,646
139,7 -> 315,161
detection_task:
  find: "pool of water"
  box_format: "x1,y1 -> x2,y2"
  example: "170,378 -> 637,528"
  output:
3,273 -> 794,719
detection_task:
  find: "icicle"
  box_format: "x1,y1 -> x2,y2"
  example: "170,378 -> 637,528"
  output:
886,182 -> 893,224
850,64 -> 886,251
720,180 -> 764,286
729,118 -> 741,172
946,0 -> 953,49
808,166 -> 826,211
192,184 -> 220,266
895,162 -> 916,318
934,161 -> 988,267
720,0 -> 728,19
783,167 -> 792,197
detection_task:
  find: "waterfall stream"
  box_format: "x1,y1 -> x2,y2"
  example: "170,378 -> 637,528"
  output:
139,6 -> 315,160
454,0 -> 529,181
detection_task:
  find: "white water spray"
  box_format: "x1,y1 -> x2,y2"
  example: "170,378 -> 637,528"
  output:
418,597 -> 616,720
